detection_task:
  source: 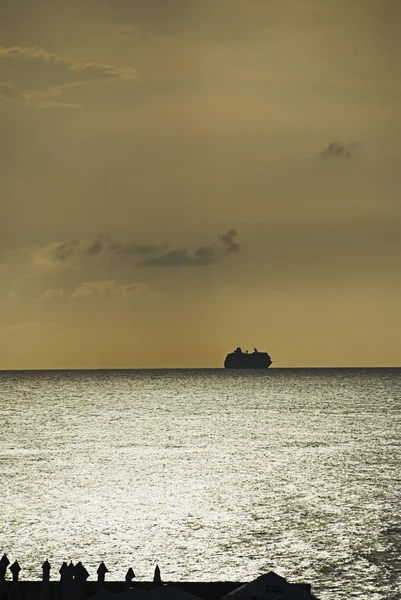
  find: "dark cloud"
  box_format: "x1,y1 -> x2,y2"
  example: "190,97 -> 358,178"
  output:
48,235 -> 163,261
219,229 -> 240,252
139,246 -> 216,267
140,250 -> 194,267
50,238 -> 80,262
32,230 -> 240,269
320,142 -> 359,160
195,246 -> 216,259
139,232 -> 239,267
109,241 -> 168,255
83,234 -> 109,256
138,231 -> 240,268
46,236 -> 107,262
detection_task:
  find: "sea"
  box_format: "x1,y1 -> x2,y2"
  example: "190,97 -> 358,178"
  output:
0,368 -> 400,600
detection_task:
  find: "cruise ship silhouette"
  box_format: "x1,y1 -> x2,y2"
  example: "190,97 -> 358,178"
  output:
224,347 -> 272,369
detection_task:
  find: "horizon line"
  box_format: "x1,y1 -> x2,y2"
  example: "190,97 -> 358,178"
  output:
0,366 -> 400,372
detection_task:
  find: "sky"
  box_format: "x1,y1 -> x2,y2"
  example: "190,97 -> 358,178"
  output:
1,0 -> 400,368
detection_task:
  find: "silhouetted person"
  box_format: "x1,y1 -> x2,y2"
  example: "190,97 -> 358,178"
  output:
153,566 -> 162,586
72,563 -> 89,600
96,563 -> 108,593
124,569 -> 135,591
58,562 -> 75,600
0,555 -> 10,600
39,561 -> 51,600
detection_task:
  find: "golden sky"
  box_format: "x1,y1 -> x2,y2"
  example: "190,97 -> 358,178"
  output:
1,0 -> 400,368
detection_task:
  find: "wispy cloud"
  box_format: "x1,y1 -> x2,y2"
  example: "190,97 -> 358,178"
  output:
0,45 -> 137,108
41,288 -> 65,300
0,46 -> 137,79
30,238 -> 82,267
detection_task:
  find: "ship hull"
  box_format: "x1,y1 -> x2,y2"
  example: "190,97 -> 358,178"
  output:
224,353 -> 272,369
224,364 -> 272,369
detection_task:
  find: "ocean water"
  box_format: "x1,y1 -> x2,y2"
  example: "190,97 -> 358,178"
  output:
0,368 -> 400,600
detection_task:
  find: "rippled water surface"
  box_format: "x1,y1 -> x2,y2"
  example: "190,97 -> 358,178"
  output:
1,368 -> 400,599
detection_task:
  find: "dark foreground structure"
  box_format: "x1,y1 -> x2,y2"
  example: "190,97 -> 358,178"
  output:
224,347 -> 272,369
0,556 -> 320,600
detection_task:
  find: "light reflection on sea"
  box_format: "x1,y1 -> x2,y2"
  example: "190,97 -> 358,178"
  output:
0,368 -> 400,600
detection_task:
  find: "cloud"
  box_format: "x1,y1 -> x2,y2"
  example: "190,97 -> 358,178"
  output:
51,238 -> 81,262
71,280 -> 150,299
0,45 -> 137,108
0,46 -> 136,79
139,247 -> 216,267
30,236 -> 111,267
42,288 -> 65,300
28,230 -> 240,269
82,234 -> 110,256
30,238 -> 82,267
139,230 -> 240,267
108,241 -> 168,255
218,229 -> 240,252
195,245 -> 217,260
320,142 -> 359,160
30,235 -> 165,267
